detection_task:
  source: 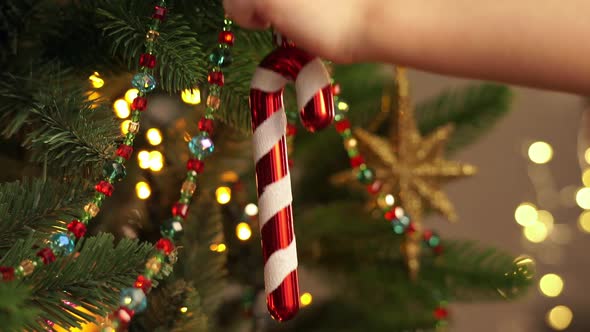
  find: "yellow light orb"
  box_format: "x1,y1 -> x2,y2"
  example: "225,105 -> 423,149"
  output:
180,306 -> 188,314
515,203 -> 538,227
583,169 -> 590,187
300,292 -> 313,307
138,150 -> 151,169
216,243 -> 227,252
539,274 -> 564,297
337,101 -> 349,111
528,141 -> 553,164
89,72 -> 104,89
236,222 -> 252,241
578,211 -> 590,233
546,305 -> 573,330
125,88 -> 139,104
221,171 -> 239,183
146,128 -> 163,146
181,88 -> 201,105
113,99 -> 130,119
209,244 -> 218,252
244,203 -> 258,216
216,186 -> 232,205
585,148 -> 590,164
135,181 -> 152,200
149,151 -> 164,172
575,187 -> 590,209
120,119 -> 132,135
524,222 -> 548,243
538,210 -> 555,233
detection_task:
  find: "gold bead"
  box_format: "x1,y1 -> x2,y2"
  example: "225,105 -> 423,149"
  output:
181,181 -> 197,196
128,121 -> 140,134
146,29 -> 160,42
84,202 -> 100,217
146,257 -> 162,273
19,259 -> 36,276
343,138 -> 357,150
206,95 -> 221,110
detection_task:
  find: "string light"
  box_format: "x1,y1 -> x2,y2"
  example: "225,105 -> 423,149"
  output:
138,150 -> 151,169
528,141 -> 553,164
236,222 -> 252,241
244,203 -> 258,216
149,151 -> 164,172
113,99 -> 130,119
523,222 -> 548,243
120,120 -> 132,135
181,88 -> 201,105
514,203 -> 538,227
124,88 -> 139,104
209,244 -> 218,251
337,101 -> 349,111
146,128 -> 163,146
546,305 -> 573,330
221,171 -> 239,183
215,186 -> 232,205
179,307 -> 188,314
300,292 -> 313,307
539,274 -> 564,297
537,210 -> 554,233
88,72 -> 104,88
216,243 -> 226,252
585,148 -> 590,164
135,181 -> 151,200
575,187 -> 590,209
578,211 -> 590,233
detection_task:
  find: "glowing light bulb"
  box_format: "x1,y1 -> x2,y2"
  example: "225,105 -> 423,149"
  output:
113,99 -> 130,119
216,243 -> 227,252
121,120 -> 132,135
179,306 -> 188,314
244,203 -> 258,216
528,141 -> 553,164
585,148 -> 590,164
538,210 -> 554,233
89,72 -> 104,88
583,169 -> 590,187
138,150 -> 151,169
514,203 -> 538,227
124,88 -> 139,104
209,244 -> 218,252
149,150 -> 164,172
236,222 -> 252,241
579,211 -> 590,233
146,128 -> 163,146
539,274 -> 564,297
575,187 -> 590,209
181,88 -> 201,105
546,305 -> 573,330
216,186 -> 232,205
300,292 -> 313,307
523,222 -> 548,243
135,181 -> 151,200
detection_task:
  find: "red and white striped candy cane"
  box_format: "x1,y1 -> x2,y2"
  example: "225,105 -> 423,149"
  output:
250,44 -> 334,322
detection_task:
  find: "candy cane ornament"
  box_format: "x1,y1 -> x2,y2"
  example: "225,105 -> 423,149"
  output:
250,41 -> 334,321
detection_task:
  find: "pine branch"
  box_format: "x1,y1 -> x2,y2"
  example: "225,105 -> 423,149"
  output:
0,178 -> 92,256
0,282 -> 40,331
0,233 -> 153,331
415,83 -> 512,153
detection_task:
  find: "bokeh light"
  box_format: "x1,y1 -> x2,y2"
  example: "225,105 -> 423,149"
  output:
216,186 -> 231,205
582,169 -> 590,187
88,72 -> 104,88
244,203 -> 258,216
539,274 -> 564,297
578,211 -> 590,233
235,222 -> 252,241
575,187 -> 590,209
515,203 -> 538,227
135,181 -> 151,200
179,306 -> 188,314
181,88 -> 201,105
528,141 -> 553,164
113,99 -> 130,119
124,88 -> 139,104
537,210 -> 554,233
546,305 -> 573,330
221,171 -> 239,183
120,119 -> 132,135
585,148 -> 590,164
149,151 -> 164,172
146,128 -> 163,146
524,222 -> 548,243
138,150 -> 151,169
300,292 -> 313,307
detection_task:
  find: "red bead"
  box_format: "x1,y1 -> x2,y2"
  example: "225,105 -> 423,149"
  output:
186,159 -> 204,173
0,266 -> 15,281
434,307 -> 449,320
67,220 -> 87,238
155,238 -> 175,254
423,230 -> 434,241
218,31 -> 235,45
171,202 -> 189,218
114,306 -> 134,324
286,123 -> 297,136
116,144 -> 134,160
139,53 -> 157,69
152,6 -> 167,20
366,181 -> 382,195
433,245 -> 444,255
350,155 -> 365,168
207,71 -> 224,86
406,222 -> 417,235
134,275 -> 152,293
131,96 -> 148,111
95,180 -> 114,197
384,209 -> 396,221
332,84 -> 341,96
198,118 -> 214,135
36,248 -> 56,264
334,119 -> 350,133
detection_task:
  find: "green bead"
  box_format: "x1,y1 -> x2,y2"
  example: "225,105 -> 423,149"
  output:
334,113 -> 344,122
204,111 -> 215,119
224,18 -> 233,26
103,160 -> 126,182
186,171 -> 197,182
209,84 -> 221,96
144,269 -> 155,279
131,111 -> 141,122
347,148 -> 359,158
178,196 -> 190,204
392,222 -> 406,235
356,167 -> 375,184
341,129 -> 352,139
209,46 -> 232,67
428,235 -> 441,248
161,218 -> 184,240
93,193 -> 105,207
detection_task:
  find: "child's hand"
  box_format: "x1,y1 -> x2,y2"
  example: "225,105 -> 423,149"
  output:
223,0 -> 379,63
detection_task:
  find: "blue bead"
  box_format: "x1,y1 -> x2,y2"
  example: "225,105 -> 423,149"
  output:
49,233 -> 75,256
188,133 -> 214,158
120,288 -> 147,312
131,73 -> 157,93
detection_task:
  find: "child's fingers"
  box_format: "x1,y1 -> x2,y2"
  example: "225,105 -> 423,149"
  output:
223,0 -> 270,29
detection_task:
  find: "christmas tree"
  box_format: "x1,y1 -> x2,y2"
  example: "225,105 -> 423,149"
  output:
0,1 -> 534,331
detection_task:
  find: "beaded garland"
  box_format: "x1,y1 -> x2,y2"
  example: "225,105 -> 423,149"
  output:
0,0 -> 167,283
100,16 -> 236,332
